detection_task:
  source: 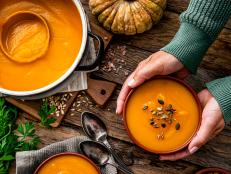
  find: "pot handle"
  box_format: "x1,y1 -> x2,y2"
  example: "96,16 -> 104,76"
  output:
76,31 -> 104,71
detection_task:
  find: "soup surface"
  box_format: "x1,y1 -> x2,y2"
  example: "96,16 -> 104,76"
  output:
37,154 -> 100,174
125,78 -> 200,153
0,0 -> 82,91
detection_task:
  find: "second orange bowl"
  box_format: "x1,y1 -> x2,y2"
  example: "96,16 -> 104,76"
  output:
34,152 -> 101,174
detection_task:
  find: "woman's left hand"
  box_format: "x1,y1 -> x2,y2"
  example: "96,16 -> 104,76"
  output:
160,89 -> 225,161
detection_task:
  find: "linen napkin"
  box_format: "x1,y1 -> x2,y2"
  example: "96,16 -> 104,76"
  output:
16,136 -> 117,174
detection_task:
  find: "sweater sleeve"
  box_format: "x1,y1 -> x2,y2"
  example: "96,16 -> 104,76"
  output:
161,0 -> 231,73
206,76 -> 231,122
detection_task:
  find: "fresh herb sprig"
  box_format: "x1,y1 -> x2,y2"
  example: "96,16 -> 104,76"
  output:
0,98 -> 40,173
38,100 -> 56,128
16,122 -> 40,151
0,98 -> 18,173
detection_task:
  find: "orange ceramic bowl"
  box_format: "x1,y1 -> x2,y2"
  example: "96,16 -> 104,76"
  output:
196,167 -> 231,174
34,152 -> 101,174
123,76 -> 202,154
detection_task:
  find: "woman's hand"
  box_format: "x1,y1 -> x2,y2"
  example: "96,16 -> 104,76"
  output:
160,89 -> 225,161
116,51 -> 185,115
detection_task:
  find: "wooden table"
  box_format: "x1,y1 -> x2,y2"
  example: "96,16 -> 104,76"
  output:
10,0 -> 231,173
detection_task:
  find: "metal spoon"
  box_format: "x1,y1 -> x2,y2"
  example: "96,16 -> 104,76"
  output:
79,140 -> 133,174
81,111 -> 133,173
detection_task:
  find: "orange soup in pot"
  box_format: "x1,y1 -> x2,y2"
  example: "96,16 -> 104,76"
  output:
0,0 -> 82,91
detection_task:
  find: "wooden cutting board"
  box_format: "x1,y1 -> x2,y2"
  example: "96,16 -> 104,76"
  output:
5,22 -> 114,127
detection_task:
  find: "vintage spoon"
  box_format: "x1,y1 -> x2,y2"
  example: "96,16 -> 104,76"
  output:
81,111 -> 133,173
79,140 -> 133,174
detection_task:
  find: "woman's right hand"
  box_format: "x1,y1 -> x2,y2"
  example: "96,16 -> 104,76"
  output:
116,51 -> 187,115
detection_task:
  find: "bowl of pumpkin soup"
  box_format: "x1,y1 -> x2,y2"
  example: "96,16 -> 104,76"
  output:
0,0 -> 104,97
34,153 -> 101,174
123,76 -> 202,154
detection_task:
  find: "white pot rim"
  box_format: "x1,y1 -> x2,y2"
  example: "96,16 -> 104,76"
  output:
0,0 -> 88,97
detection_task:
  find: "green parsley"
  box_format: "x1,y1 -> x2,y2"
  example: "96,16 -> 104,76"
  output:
0,98 -> 40,173
38,100 -> 56,128
16,122 -> 40,151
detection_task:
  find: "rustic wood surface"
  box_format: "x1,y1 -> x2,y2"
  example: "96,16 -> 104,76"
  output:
9,0 -> 231,173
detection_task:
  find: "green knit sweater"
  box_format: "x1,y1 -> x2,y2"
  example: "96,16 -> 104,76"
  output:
161,0 -> 231,122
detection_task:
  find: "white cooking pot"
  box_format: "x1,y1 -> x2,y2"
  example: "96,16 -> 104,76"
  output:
0,0 -> 104,97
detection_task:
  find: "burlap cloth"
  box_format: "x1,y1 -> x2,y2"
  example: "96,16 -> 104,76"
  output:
16,136 -> 117,174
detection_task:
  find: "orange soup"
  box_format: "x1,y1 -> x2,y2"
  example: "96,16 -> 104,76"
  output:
37,154 -> 100,174
0,0 -> 82,91
125,78 -> 200,153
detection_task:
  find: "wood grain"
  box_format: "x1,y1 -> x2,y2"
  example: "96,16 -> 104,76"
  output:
13,115 -> 203,174
87,77 -> 117,106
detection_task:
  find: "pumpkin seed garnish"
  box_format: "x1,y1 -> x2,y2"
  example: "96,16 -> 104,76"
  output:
150,118 -> 155,125
167,111 -> 174,116
175,123 -> 180,130
158,98 -> 164,105
153,123 -> 159,128
143,99 -> 181,140
143,105 -> 148,110
161,114 -> 168,120
152,110 -> 157,115
166,104 -> 172,110
161,123 -> 166,128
